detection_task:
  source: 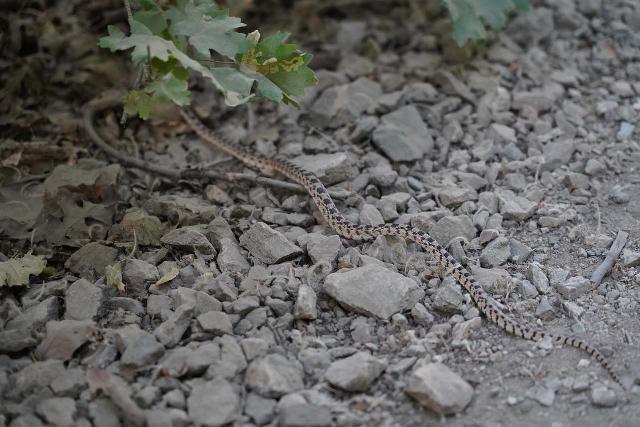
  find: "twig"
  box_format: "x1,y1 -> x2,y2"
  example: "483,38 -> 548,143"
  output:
591,230 -> 629,285
83,96 -> 346,198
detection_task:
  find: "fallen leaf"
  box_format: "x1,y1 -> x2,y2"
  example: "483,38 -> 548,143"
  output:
0,252 -> 47,287
154,266 -> 179,287
105,261 -> 125,292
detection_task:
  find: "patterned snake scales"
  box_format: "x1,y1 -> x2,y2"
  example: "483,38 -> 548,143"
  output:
179,108 -> 621,386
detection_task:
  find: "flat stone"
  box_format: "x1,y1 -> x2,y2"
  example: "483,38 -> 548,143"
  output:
310,78 -> 382,128
405,362 -> 473,415
372,105 -> 434,161
622,249 -> 640,267
240,222 -> 303,265
188,379 -> 239,426
217,238 -> 251,273
0,329 -> 37,353
324,264 -> 425,320
439,187 -> 478,207
122,259 -> 158,297
528,262 -> 550,293
325,351 -> 385,392
480,237 -> 511,268
294,284 -> 317,320
359,203 -> 384,225
36,397 -> 76,427
245,354 -> 304,398
591,386 -> 617,407
120,330 -> 165,368
291,152 -> 356,185
555,276 -> 593,300
50,367 -> 86,397
161,226 -> 215,254
307,235 -> 343,265
499,193 -> 537,221
245,393 -> 276,425
14,360 -> 66,394
35,320 -> 96,361
65,242 -> 118,280
154,304 -> 194,348
197,311 -> 233,336
429,215 -> 475,247
65,278 -> 104,321
6,295 -> 60,331
432,278 -> 464,313
279,403 -> 332,427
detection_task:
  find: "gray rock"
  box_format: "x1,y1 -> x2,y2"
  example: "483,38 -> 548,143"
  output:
543,140 -> 576,170
65,242 -> 118,280
429,215 -> 475,247
298,347 -> 331,378
121,330 -> 165,368
122,259 -> 159,296
161,227 -> 215,254
336,20 -> 367,51
14,360 -> 65,395
562,301 -> 584,320
324,264 -> 425,320
528,262 -> 550,294
245,393 -> 276,425
530,386 -> 555,407
240,337 -> 269,362
372,105 -> 434,161
359,204 -> 384,225
154,304 -> 194,347
65,278 -> 104,321
36,397 -> 76,427
325,352 -> 385,392
216,238 -> 251,273
186,343 -> 220,375
205,184 -> 233,205
291,152 -> 356,185
6,295 -> 60,331
146,408 -> 190,427
368,163 -> 398,187
51,367 -> 86,397
188,379 -> 239,426
232,295 -> 260,314
294,284 -> 317,320
509,239 -> 532,263
35,320 -> 96,361
307,235 -> 343,265
585,158 -> 606,176
432,278 -> 464,313
480,237 -> 511,267
622,249 -> 640,267
512,91 -> 554,113
148,294 -> 173,316
339,54 -> 375,78
410,303 -> 435,327
405,362 -> 473,415
439,187 -> 478,207
8,414 -> 46,427
499,193 -> 537,221
174,287 -> 222,316
490,123 -> 517,144
240,222 -> 303,264
310,78 -> 382,128
197,311 -> 233,336
555,276 -> 593,300
535,296 -> 555,321
245,354 -> 304,397
518,280 -> 539,298
0,329 -> 37,353
108,297 -> 145,316
591,386 -> 617,407
279,403 -> 332,427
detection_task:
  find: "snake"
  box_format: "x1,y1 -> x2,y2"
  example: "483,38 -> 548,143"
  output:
178,107 -> 621,386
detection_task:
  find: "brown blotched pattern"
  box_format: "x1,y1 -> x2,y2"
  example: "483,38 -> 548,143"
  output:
180,108 -> 621,386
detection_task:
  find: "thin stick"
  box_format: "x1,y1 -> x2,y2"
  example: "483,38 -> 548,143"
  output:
591,230 -> 629,285
84,96 -> 347,198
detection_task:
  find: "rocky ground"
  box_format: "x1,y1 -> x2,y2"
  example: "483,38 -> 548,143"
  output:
1,0 -> 640,426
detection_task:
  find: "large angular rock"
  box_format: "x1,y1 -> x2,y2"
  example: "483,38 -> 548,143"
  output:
428,215 -> 475,248
324,351 -> 385,392
554,276 -> 594,300
310,78 -> 382,127
188,379 -> 239,426
240,222 -> 303,264
65,242 -> 118,280
35,320 -> 97,361
405,362 -> 473,415
65,279 -> 104,320
245,354 -> 304,398
372,105 -> 434,161
324,264 -> 425,320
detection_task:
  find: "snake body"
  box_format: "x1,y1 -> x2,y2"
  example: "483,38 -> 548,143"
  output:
180,108 -> 621,386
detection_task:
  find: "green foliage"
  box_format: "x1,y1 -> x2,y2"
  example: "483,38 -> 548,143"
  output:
441,0 -> 529,46
99,0 -> 318,119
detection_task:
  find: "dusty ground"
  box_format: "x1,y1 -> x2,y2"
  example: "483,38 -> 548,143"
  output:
1,0 -> 640,426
